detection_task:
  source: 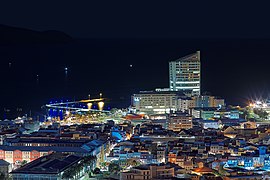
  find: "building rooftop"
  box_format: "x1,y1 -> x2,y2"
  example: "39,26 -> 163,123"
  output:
0,159 -> 10,166
193,166 -> 215,173
193,107 -> 217,111
11,153 -> 82,175
170,51 -> 200,62
0,145 -> 90,153
133,163 -> 174,171
135,90 -> 186,95
7,137 -> 90,144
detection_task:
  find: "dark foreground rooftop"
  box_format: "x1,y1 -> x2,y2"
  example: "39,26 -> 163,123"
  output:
11,153 -> 82,175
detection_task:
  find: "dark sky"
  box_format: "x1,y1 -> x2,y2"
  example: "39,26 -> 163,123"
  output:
0,1 -> 270,38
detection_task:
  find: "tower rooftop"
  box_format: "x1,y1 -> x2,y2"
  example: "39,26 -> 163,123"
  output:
171,51 -> 200,62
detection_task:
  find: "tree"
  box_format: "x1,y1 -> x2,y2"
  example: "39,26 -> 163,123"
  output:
21,160 -> 28,166
110,108 -> 118,114
62,155 -> 97,179
62,169 -> 74,179
81,155 -> 97,172
108,162 -> 121,174
254,108 -> 269,120
0,173 -> 5,180
93,167 -> 101,174
127,158 -> 140,167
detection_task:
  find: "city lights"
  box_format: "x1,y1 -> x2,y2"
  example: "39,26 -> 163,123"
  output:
87,103 -> 92,109
2,3 -> 270,179
65,110 -> 70,116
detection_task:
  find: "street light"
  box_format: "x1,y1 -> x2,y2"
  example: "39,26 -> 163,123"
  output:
98,102 -> 104,111
87,103 -> 93,110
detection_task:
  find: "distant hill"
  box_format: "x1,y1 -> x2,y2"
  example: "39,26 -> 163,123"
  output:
0,24 -> 73,44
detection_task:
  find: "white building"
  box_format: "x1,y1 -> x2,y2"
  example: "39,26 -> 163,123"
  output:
178,97 -> 195,113
201,120 -> 220,129
131,91 -> 182,114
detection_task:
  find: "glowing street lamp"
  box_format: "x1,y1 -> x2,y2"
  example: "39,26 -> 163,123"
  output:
87,103 -> 93,109
98,102 -> 104,111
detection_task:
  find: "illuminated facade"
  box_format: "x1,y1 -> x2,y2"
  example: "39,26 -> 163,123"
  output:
169,51 -> 201,96
195,96 -> 225,108
224,146 -> 270,171
131,91 -> 181,114
121,164 -> 174,180
0,147 -> 52,166
168,113 -> 193,131
178,97 -> 196,113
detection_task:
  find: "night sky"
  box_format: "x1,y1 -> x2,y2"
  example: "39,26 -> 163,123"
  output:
1,1 -> 270,118
1,1 -> 270,38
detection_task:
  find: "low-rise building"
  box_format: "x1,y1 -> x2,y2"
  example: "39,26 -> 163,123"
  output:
157,145 -> 167,163
5,137 -> 89,147
178,97 -> 195,113
214,109 -> 240,119
0,139 -> 108,168
120,164 -> 175,180
194,95 -> 225,108
201,120 -> 220,129
0,130 -> 17,145
168,113 -> 193,131
11,153 -> 84,180
192,107 -> 216,120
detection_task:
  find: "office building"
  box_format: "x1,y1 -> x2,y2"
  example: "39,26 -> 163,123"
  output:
169,51 -> 201,96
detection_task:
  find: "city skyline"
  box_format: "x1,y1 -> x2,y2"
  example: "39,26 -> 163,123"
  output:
2,36 -> 270,119
2,2 -> 270,180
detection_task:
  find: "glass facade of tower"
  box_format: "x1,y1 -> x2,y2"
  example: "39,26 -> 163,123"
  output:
169,51 -> 200,96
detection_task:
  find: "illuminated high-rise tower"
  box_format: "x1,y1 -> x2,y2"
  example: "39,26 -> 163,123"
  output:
169,51 -> 201,96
